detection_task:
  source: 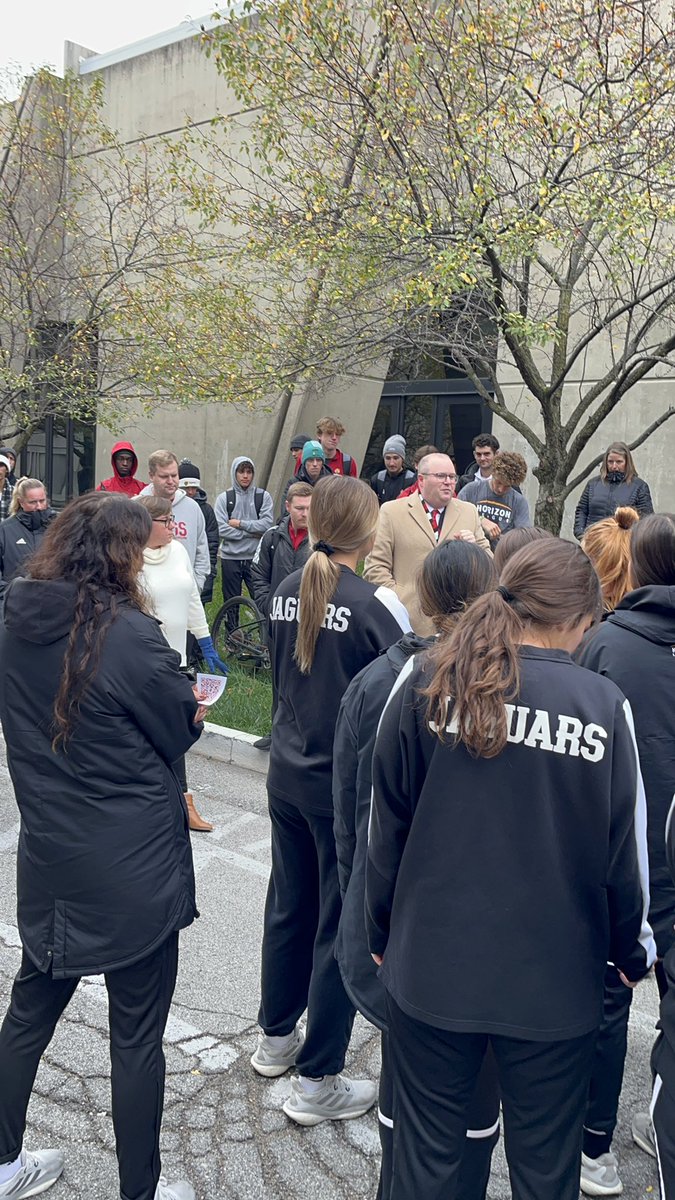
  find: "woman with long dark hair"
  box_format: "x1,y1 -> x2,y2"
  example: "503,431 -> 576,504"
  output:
366,538 -> 655,1200
578,513 -> 675,1196
0,492 -> 204,1200
251,474 -> 410,1126
333,540 -> 497,1200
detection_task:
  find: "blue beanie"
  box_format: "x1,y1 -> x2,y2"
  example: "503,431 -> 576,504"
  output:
302,440 -> 326,464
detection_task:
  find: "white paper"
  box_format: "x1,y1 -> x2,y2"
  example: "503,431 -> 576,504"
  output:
195,672 -> 228,707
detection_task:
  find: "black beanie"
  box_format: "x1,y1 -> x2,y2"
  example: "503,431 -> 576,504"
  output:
178,459 -> 201,486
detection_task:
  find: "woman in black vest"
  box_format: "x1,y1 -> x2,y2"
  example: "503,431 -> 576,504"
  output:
574,441 -> 653,539
0,492 -> 204,1200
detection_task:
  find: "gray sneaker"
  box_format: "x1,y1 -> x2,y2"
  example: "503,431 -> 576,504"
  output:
282,1073 -> 377,1126
0,1150 -> 64,1198
631,1111 -> 657,1159
580,1151 -> 623,1196
251,1025 -> 304,1077
155,1179 -> 195,1200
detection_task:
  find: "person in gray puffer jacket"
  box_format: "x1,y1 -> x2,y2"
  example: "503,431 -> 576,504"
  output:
214,456 -> 274,612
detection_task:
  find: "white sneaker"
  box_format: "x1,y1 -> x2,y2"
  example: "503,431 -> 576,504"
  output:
580,1150 -> 623,1196
251,1025 -> 304,1077
631,1111 -> 657,1159
0,1150 -> 64,1198
155,1178 -> 195,1200
282,1073 -> 377,1126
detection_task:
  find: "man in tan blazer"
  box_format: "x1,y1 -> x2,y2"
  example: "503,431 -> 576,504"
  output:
364,452 -> 492,635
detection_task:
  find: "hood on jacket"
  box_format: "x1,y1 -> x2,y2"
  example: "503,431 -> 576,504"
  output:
386,631 -> 435,671
231,455 -> 256,492
110,440 -> 139,481
608,585 -> 675,646
295,461 -> 332,487
15,507 -> 57,533
4,578 -> 78,645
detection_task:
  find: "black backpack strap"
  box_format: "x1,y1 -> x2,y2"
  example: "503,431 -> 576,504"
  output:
254,488 -> 264,517
377,469 -> 386,483
343,454 -> 352,476
226,488 -> 235,517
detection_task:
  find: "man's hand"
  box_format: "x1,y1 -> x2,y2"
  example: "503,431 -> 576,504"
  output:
228,518 -> 241,529
482,518 -> 502,539
453,529 -> 477,543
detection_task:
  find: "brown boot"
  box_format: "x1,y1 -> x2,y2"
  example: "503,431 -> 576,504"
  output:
184,791 -> 213,833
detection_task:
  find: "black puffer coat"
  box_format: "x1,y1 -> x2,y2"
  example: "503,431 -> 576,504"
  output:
279,461 -> 333,515
0,508 -> 56,595
577,585 -> 675,956
573,475 -> 653,539
0,578 -> 202,978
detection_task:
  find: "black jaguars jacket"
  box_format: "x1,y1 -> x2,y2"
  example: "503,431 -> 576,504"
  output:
366,646 -> 655,1041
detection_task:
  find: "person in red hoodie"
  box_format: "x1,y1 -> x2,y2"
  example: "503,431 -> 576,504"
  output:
97,442 -> 146,496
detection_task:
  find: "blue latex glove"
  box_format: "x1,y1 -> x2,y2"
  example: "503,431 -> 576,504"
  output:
197,636 -> 229,676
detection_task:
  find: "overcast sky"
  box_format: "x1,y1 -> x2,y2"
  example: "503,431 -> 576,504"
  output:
5,2 -> 211,80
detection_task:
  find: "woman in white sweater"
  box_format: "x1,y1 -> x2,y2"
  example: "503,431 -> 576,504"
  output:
139,495 -> 226,831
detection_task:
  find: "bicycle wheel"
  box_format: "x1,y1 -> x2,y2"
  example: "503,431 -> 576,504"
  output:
212,595 -> 270,670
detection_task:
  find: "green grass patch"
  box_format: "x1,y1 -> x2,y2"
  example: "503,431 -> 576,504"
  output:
203,572 -> 272,736
206,661 -> 273,736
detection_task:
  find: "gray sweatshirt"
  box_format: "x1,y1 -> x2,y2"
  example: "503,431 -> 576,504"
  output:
457,478 -> 531,545
139,484 -> 210,591
214,456 -> 274,562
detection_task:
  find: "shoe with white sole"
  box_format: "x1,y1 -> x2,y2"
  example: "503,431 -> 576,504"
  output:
0,1150 -> 64,1199
631,1111 -> 657,1159
580,1150 -> 623,1196
251,1025 -> 304,1077
282,1073 -> 377,1126
155,1178 -> 195,1200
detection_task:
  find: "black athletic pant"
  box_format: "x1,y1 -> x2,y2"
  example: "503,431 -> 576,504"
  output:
584,962 -> 668,1158
0,934 -> 179,1200
220,558 -> 254,618
377,1030 -> 499,1200
386,993 -> 595,1200
652,1067 -> 675,1199
258,792 -> 355,1078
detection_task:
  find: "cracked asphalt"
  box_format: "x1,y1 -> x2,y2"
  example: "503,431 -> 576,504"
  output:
0,741 -> 663,1198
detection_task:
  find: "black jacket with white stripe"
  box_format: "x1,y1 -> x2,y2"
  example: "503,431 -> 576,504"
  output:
366,646 -> 655,1041
267,564 -> 411,815
653,796 -> 675,1085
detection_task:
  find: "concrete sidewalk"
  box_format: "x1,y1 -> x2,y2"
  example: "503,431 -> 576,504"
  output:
0,743 -> 662,1199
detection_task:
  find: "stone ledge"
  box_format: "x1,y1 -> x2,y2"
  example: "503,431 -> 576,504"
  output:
191,721 -> 269,775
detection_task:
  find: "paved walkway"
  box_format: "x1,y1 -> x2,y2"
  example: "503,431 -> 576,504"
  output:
0,744 -> 662,1198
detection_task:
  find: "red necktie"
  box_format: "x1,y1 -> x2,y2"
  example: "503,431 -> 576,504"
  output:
430,508 -> 440,537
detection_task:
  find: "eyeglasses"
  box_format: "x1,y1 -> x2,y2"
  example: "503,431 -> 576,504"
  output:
153,517 -> 174,528
420,472 -> 457,482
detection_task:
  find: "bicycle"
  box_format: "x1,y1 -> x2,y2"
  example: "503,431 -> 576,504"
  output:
210,594 -> 271,671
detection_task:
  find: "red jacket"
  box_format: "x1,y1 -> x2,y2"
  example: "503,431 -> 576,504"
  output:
398,479 -> 420,499
97,441 -> 146,497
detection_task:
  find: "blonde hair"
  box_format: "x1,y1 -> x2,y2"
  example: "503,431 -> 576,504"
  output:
148,449 -> 178,475
294,475 -> 379,674
137,494 -> 171,521
599,442 -> 638,484
9,477 -> 45,516
582,507 -> 639,611
316,415 -> 346,437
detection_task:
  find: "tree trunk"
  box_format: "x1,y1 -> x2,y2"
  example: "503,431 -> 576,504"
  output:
533,472 -> 566,534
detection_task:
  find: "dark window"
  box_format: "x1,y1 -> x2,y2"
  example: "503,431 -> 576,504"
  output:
362,380 -> 492,480
20,417 -> 96,509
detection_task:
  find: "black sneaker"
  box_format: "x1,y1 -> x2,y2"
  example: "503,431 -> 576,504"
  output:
253,735 -> 272,751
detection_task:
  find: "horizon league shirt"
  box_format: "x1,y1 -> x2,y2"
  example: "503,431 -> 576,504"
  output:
458,477 -> 531,543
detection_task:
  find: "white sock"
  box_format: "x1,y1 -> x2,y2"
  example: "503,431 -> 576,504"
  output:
265,1031 -> 295,1049
297,1075 -> 325,1094
0,1153 -> 23,1184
